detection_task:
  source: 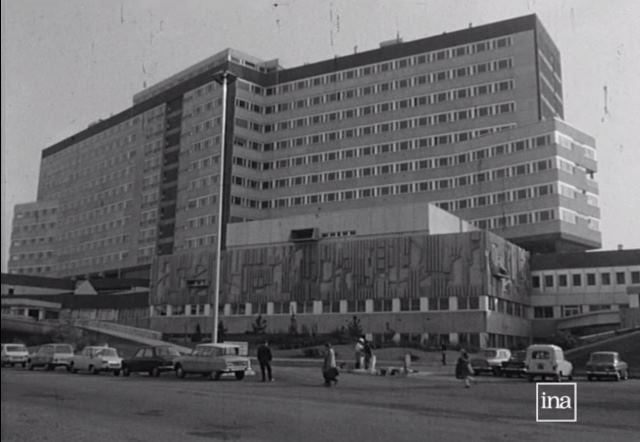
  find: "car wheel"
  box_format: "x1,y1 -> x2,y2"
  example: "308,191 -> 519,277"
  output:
70,363 -> 78,374
123,366 -> 130,377
234,371 -> 245,381
614,371 -> 621,382
527,375 -> 534,383
27,362 -> 34,371
46,363 -> 54,371
90,365 -> 99,375
21,362 -> 27,369
587,374 -> 593,381
567,374 -> 572,381
175,365 -> 186,379
151,367 -> 160,377
113,370 -> 120,376
213,371 -> 222,381
555,373 -> 562,382
623,370 -> 629,380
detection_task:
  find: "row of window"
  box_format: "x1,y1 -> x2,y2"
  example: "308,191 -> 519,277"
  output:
238,36 -> 514,96
237,72 -> 513,124
11,236 -> 55,247
228,153 -> 555,210
532,270 -> 640,289
58,251 -> 130,270
60,216 -> 130,241
473,209 -> 557,230
533,304 -> 630,319
12,222 -> 57,234
63,200 -> 133,227
60,234 -> 130,256
10,251 -> 54,261
15,208 -> 57,219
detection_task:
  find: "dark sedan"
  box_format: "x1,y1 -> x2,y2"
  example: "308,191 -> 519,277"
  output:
501,350 -> 527,377
122,345 -> 182,377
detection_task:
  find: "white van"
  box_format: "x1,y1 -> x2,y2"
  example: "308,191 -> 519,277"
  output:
525,344 -> 573,382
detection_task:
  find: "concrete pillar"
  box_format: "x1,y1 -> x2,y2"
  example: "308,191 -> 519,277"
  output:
611,304 -> 620,311
267,302 -> 274,315
166,305 -> 173,316
365,299 -> 374,313
553,306 -> 562,318
449,297 -> 458,311
38,309 -> 45,320
245,303 -> 252,316
204,304 -> 211,316
149,306 -> 155,317
313,301 -> 323,314
185,304 -> 192,316
629,294 -> 639,308
224,303 -> 231,316
420,297 -> 429,312
289,302 -> 297,315
449,332 -> 459,345
479,295 -> 489,311
339,300 -> 348,314
392,298 -> 401,312
479,332 -> 489,348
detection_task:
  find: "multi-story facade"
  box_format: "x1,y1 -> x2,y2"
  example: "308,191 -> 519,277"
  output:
11,14 -> 600,283
530,249 -> 640,336
7,201 -> 59,276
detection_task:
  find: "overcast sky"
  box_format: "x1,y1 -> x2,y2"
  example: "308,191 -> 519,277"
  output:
2,0 -> 639,271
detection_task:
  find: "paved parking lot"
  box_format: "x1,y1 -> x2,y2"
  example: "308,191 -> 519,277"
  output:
2,365 -> 639,442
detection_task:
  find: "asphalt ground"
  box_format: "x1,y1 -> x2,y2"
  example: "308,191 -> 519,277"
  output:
2,364 -> 639,442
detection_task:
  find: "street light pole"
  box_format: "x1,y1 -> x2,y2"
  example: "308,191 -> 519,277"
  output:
211,70 -> 236,343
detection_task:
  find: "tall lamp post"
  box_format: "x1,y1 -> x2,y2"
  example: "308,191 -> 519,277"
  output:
212,70 -> 236,343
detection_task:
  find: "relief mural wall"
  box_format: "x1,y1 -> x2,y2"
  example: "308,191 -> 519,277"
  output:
150,231 -> 530,307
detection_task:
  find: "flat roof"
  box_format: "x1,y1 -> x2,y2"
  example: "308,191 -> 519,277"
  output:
531,249 -> 640,271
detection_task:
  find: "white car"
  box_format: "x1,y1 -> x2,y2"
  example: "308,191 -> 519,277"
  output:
1,343 -> 29,368
525,344 -> 573,382
70,346 -> 122,375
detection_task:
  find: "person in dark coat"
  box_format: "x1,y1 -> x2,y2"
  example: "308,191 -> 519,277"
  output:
322,342 -> 338,387
456,349 -> 474,388
257,341 -> 273,382
441,343 -> 447,366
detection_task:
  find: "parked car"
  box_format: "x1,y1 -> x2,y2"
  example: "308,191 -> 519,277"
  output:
174,343 -> 252,380
525,344 -> 573,382
586,351 -> 629,381
70,346 -> 122,375
27,343 -> 74,371
501,350 -> 527,377
1,343 -> 29,368
122,345 -> 182,377
470,348 -> 511,376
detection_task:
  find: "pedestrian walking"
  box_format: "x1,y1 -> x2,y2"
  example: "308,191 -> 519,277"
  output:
363,340 -> 373,370
354,335 -> 365,369
257,341 -> 274,382
441,343 -> 447,366
322,342 -> 338,387
456,349 -> 475,388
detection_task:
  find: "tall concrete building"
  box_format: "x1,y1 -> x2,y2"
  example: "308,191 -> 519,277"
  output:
9,14 -> 600,280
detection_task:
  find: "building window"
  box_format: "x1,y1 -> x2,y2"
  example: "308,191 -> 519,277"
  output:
562,305 -> 581,317
586,273 -> 596,286
557,274 -> 567,287
400,298 -> 420,311
601,272 -> 611,285
572,274 -> 582,287
632,271 -> 640,284
544,275 -> 554,288
373,299 -> 392,312
534,306 -> 553,318
322,301 -> 340,313
616,272 -> 626,284
347,300 -> 366,312
532,276 -> 540,288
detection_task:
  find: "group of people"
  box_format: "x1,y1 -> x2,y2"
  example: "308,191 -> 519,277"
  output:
256,340 -> 339,387
259,339 -> 474,388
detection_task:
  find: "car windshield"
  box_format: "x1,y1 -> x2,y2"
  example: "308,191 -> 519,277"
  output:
97,348 -> 118,357
531,351 -> 550,360
6,345 -> 26,352
54,345 -> 73,354
512,351 -> 526,361
483,350 -> 497,358
590,353 -> 614,363
156,347 -> 181,357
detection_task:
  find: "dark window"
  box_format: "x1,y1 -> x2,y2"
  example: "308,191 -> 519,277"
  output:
616,272 -> 626,284
601,272 -> 611,285
572,274 -> 582,287
632,271 -> 640,284
544,275 -> 554,288
558,274 -> 568,287
587,273 -> 596,286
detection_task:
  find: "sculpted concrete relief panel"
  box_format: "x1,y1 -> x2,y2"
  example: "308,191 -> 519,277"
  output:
150,251 -> 216,306
224,231 -> 493,304
149,231 -> 530,307
486,231 -> 530,302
